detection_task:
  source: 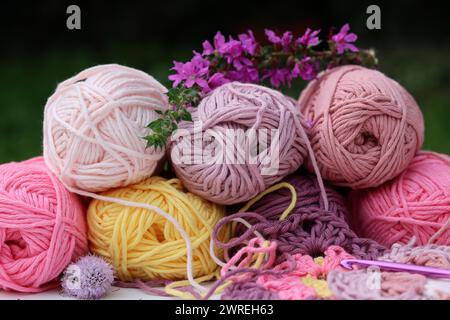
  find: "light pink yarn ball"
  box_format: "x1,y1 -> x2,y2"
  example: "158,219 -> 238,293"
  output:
170,82 -> 308,205
298,65 -> 424,189
349,151 -> 450,247
0,157 -> 87,292
43,64 -> 169,192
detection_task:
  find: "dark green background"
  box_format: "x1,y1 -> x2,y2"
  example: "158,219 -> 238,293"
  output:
0,0 -> 448,163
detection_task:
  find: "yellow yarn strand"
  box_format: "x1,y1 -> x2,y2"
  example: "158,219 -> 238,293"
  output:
239,182 -> 297,220
87,176 -> 230,293
302,275 -> 333,298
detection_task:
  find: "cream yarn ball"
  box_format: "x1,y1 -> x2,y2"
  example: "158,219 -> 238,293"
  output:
43,64 -> 169,192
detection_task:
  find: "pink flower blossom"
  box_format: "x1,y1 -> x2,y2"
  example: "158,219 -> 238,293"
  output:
292,57 -> 318,81
227,67 -> 259,83
265,29 -> 293,51
207,73 -> 230,90
219,38 -> 253,70
202,32 -> 226,56
238,30 -> 257,55
168,53 -> 210,90
296,28 -> 320,47
331,24 -> 359,54
263,68 -> 292,88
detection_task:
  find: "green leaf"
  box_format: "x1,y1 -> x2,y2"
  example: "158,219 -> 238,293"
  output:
181,110 -> 192,121
147,119 -> 163,131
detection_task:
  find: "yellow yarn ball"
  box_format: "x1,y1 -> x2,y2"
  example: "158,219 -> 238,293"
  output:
87,176 -> 228,282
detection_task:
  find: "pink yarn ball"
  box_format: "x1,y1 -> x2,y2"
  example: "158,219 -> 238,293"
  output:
170,82 -> 309,205
349,151 -> 450,247
298,65 -> 424,189
0,157 -> 88,292
43,64 -> 169,192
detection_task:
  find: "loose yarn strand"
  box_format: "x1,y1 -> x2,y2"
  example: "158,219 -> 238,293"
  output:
209,217 -> 265,268
239,182 -> 297,221
63,184 -> 207,293
279,88 -> 329,211
296,118 -> 329,211
428,217 -> 450,245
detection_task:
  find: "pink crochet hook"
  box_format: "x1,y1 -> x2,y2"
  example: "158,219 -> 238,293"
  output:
340,259 -> 450,279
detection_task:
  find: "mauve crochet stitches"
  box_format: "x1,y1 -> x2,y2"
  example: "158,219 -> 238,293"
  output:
213,174 -> 386,260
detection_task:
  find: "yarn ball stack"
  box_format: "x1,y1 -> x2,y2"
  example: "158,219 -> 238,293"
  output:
170,82 -> 309,205
1,57 -> 448,301
298,65 -> 424,189
87,176 -> 229,281
0,157 -> 87,292
43,64 -> 169,193
350,151 -> 450,247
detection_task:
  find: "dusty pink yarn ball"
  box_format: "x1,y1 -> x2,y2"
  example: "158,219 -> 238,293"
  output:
298,65 -> 424,189
43,64 -> 169,192
349,151 -> 450,247
170,82 -> 309,205
0,157 -> 87,292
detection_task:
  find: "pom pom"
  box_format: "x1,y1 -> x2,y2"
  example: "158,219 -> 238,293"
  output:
170,82 -> 309,205
0,157 -> 87,292
62,255 -> 114,300
298,65 -> 424,189
350,151 -> 450,246
43,64 -> 169,192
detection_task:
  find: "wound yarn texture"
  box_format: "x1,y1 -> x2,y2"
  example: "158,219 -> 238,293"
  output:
298,65 -> 424,189
0,157 -> 87,292
350,151 -> 450,246
87,176 -> 229,283
43,64 -> 169,193
170,82 -> 315,205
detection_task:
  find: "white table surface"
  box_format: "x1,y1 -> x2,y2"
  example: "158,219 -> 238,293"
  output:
0,286 -> 181,300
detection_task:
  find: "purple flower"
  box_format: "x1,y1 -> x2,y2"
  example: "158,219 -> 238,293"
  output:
219,37 -> 254,70
265,29 -> 293,51
296,28 -> 320,47
291,57 -> 318,81
227,67 -> 259,83
61,255 -> 114,300
208,73 -> 230,90
202,32 -> 226,55
168,53 -> 210,90
263,68 -> 292,88
331,24 -> 359,54
238,30 -> 257,55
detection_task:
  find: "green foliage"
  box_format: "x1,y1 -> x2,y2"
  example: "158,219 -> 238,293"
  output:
0,43 -> 448,163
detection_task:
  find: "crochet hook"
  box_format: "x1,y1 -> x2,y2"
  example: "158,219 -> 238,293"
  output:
340,259 -> 450,279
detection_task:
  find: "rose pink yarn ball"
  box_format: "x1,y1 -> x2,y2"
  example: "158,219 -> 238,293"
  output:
170,82 -> 309,205
298,65 -> 424,189
43,64 -> 169,192
0,157 -> 87,292
349,151 -> 450,247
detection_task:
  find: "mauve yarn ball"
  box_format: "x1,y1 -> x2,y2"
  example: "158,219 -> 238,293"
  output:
298,65 -> 424,189
43,64 -> 169,192
170,82 -> 309,205
0,157 -> 87,292
350,151 -> 450,247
